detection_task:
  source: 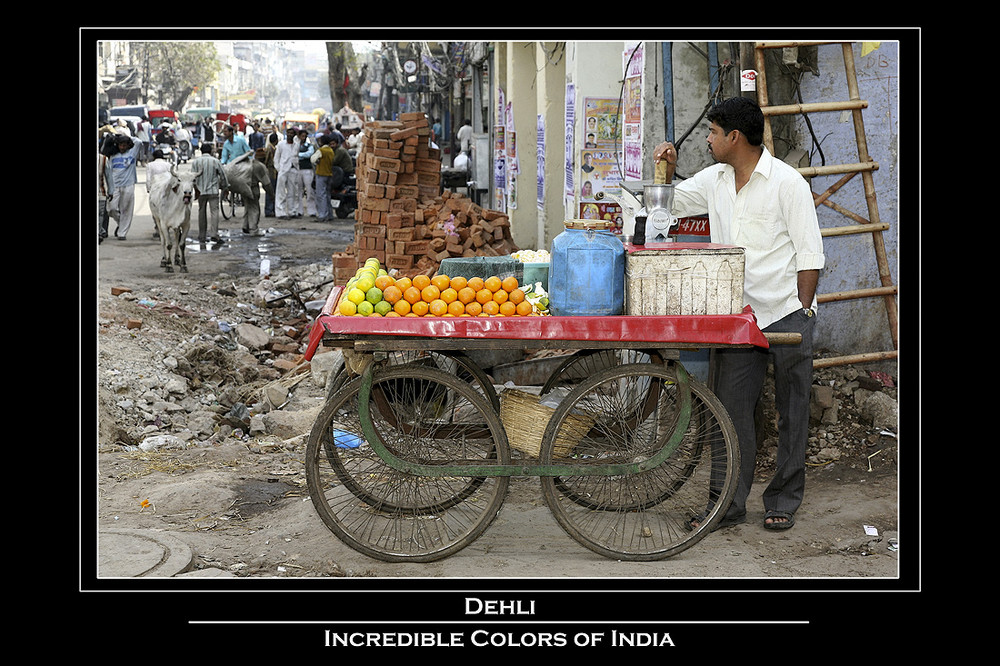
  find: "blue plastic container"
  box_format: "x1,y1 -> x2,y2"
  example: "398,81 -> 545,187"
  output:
548,220 -> 625,316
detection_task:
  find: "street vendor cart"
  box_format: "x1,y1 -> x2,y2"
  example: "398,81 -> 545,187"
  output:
302,283 -> 796,564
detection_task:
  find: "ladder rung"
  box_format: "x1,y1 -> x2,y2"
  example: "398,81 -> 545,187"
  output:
821,222 -> 891,237
818,286 -> 897,303
798,161 -> 879,178
762,100 -> 868,116
756,41 -> 851,49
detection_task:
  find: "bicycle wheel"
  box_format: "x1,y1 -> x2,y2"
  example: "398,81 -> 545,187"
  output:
540,349 -> 663,395
306,364 -> 511,562
539,363 -> 739,561
326,350 -> 499,412
220,192 -> 235,220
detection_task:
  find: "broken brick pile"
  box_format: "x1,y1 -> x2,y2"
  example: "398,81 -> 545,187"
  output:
332,113 -> 519,283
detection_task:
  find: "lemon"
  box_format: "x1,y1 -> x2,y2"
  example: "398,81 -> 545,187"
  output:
374,300 -> 392,316
339,300 -> 357,316
357,300 -> 374,316
347,288 -> 366,305
366,286 -> 383,304
356,276 -> 375,293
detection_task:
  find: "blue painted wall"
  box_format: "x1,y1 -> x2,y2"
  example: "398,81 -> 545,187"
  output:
796,42 -> 900,358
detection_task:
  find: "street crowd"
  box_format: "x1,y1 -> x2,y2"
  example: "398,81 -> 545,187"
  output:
98,113 -> 359,244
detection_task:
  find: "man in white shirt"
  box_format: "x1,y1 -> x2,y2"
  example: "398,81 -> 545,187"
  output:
654,96 -> 824,533
273,129 -> 302,219
456,119 -> 472,154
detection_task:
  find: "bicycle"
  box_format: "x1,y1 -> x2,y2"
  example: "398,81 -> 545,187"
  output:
220,189 -> 244,220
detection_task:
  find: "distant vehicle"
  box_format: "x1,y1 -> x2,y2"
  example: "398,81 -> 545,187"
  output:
281,112 -> 321,134
182,107 -> 219,125
109,104 -> 150,121
217,112 -> 249,133
149,109 -> 180,136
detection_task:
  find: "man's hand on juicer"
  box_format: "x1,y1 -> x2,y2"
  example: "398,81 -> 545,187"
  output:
653,142 -> 677,164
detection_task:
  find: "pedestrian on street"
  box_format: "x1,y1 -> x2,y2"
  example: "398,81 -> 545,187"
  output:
312,134 -> 335,222
263,132 -> 279,217
136,116 -> 152,165
145,149 -> 171,189
653,97 -> 825,532
191,144 -> 229,243
328,133 -> 355,190
220,124 -> 251,164
297,128 -> 317,218
457,118 -> 472,155
98,129 -> 114,243
145,149 -> 172,240
104,134 -> 143,240
274,129 -> 302,219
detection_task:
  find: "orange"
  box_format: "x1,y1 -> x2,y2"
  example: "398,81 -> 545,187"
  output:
431,274 -> 451,291
375,275 -> 395,290
492,289 -> 508,304
449,276 -> 468,291
508,288 -> 525,305
476,288 -> 493,304
403,286 -> 422,304
411,300 -> 429,316
501,276 -> 518,292
421,284 -> 440,302
385,311 -> 401,317
499,301 -> 516,317
382,285 -> 403,304
429,299 -> 448,316
395,276 -> 412,292
447,300 -> 465,316
483,300 -> 500,316
440,287 -> 458,304
465,301 -> 482,317
405,312 -> 419,317
467,276 -> 485,292
484,276 -> 502,292
393,299 -> 412,316
412,274 -> 431,290
458,287 -> 477,304
515,300 -> 533,316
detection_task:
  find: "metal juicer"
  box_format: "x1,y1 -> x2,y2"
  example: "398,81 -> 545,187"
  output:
598,181 -> 677,242
642,183 -> 678,238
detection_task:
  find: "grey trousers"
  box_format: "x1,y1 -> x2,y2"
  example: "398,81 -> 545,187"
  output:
197,194 -> 220,240
713,308 -> 816,519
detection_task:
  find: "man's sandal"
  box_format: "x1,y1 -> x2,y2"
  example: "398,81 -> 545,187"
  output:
763,510 -> 795,530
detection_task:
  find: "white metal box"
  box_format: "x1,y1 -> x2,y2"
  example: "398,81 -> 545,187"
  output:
625,242 -> 745,316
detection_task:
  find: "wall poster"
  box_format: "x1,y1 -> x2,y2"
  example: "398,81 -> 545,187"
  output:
578,96 -> 622,226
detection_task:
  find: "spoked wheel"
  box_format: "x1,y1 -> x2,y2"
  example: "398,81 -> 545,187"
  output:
539,363 -> 739,561
220,191 -> 243,220
306,364 -> 510,562
326,350 -> 499,412
541,349 -> 663,395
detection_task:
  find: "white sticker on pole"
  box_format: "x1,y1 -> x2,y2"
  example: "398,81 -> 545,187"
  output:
741,69 -> 757,91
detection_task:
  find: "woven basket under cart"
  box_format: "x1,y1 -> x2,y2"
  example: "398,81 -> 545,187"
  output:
500,388 -> 594,458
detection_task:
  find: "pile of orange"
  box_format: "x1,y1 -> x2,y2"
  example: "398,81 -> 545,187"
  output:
339,264 -> 537,317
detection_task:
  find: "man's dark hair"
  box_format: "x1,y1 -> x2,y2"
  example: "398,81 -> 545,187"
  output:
706,97 -> 764,147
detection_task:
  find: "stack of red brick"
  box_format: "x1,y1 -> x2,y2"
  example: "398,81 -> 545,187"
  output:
332,113 -> 518,283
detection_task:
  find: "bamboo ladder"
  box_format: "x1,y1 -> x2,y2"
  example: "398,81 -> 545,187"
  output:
753,41 -> 898,369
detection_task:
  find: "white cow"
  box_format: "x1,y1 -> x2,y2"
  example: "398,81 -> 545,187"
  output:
148,165 -> 196,273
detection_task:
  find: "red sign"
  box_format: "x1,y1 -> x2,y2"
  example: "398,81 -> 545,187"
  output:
674,215 -> 710,236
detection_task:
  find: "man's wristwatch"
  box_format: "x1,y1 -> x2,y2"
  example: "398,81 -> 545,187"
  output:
802,307 -> 815,317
